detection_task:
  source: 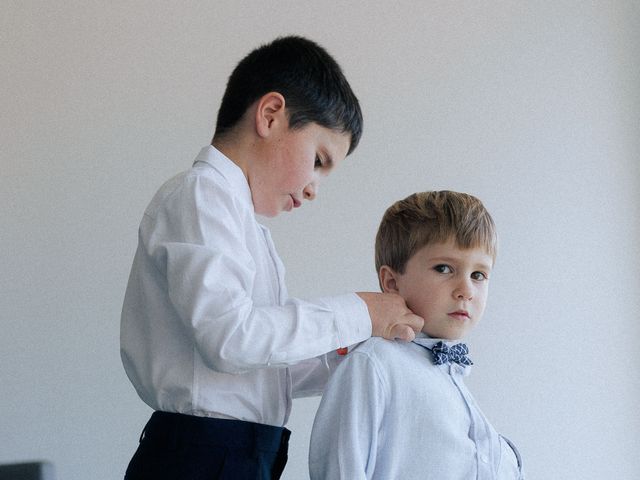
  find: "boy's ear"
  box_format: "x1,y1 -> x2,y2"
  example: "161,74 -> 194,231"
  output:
255,92 -> 286,138
379,265 -> 400,294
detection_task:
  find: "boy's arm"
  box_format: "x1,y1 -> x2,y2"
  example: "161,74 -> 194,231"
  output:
289,352 -> 340,398
309,349 -> 385,480
140,175 -> 372,374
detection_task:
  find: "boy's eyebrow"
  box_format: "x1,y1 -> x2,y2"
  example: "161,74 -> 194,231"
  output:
428,255 -> 493,270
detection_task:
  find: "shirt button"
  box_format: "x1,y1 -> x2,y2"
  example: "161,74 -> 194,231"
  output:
481,455 -> 489,463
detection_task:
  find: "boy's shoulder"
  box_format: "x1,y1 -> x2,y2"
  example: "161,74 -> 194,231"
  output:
145,153 -> 249,220
342,338 -> 438,391
349,337 -> 416,362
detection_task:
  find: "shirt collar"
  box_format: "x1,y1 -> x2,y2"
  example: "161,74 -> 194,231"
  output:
193,145 -> 253,211
411,332 -> 466,350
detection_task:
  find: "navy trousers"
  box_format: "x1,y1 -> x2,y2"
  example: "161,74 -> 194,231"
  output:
124,411 -> 291,480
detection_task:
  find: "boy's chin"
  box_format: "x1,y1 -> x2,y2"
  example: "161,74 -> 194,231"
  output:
254,205 -> 281,218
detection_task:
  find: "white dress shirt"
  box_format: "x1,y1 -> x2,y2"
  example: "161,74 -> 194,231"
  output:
120,146 -> 371,427
309,334 -> 525,479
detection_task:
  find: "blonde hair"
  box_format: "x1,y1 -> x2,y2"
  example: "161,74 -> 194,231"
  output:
374,191 -> 497,286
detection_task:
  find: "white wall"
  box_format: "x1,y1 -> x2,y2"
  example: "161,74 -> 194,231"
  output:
2,1 -> 638,479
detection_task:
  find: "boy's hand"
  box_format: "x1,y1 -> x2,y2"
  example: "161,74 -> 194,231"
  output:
356,292 -> 424,342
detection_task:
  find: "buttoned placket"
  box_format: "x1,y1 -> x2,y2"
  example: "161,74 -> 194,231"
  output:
447,363 -> 498,479
258,223 -> 294,425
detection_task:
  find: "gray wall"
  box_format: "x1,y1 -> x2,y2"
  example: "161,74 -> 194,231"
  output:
2,2 -> 638,479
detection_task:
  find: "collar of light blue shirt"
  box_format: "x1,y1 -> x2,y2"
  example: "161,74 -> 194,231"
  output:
411,332 -> 463,350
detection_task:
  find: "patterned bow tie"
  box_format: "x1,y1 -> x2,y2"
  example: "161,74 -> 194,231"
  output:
431,341 -> 473,366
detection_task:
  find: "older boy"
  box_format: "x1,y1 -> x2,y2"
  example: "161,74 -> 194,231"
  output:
120,36 -> 423,479
309,191 -> 525,479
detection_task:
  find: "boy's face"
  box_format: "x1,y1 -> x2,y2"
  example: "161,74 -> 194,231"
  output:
386,240 -> 493,340
250,121 -> 351,217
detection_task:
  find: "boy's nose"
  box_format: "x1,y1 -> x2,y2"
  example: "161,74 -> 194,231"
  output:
453,280 -> 473,300
303,182 -> 317,201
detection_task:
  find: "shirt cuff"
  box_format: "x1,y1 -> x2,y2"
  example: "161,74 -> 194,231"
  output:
317,293 -> 372,348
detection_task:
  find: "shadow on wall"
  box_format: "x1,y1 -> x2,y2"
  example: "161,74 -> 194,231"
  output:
0,461 -> 56,480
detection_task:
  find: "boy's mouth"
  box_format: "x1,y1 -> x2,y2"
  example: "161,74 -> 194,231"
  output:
291,195 -> 302,208
448,310 -> 470,320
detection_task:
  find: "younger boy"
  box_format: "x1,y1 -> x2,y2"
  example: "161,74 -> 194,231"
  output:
309,191 -> 525,479
120,36 -> 423,479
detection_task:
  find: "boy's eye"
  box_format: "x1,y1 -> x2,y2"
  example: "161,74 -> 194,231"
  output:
434,264 -> 452,274
471,271 -> 488,281
314,156 -> 323,168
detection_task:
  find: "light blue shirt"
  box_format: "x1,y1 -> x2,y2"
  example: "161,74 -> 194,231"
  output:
120,146 -> 371,426
309,334 -> 524,479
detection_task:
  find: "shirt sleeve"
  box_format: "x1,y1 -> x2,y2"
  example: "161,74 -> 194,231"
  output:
142,174 -> 371,374
289,346 -> 356,399
309,349 -> 386,480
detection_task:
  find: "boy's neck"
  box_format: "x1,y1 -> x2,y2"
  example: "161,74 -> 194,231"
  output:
212,135 -> 253,181
211,101 -> 263,179
416,331 -> 466,342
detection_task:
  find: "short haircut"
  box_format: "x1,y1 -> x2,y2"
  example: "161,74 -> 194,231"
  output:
375,191 -> 497,281
214,36 -> 363,155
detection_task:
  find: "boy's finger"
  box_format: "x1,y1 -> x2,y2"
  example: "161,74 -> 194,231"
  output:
406,313 -> 424,333
388,324 -> 416,342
